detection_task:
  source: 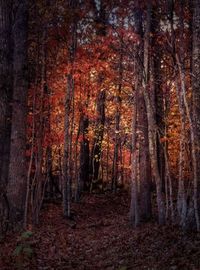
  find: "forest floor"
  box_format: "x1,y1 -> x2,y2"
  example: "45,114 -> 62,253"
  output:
0,191 -> 200,270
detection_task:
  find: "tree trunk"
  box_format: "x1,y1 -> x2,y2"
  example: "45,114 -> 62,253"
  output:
80,114 -> 90,189
138,89 -> 152,221
142,1 -> 165,225
151,5 -> 165,193
192,0 -> 200,231
30,28 -> 47,225
0,0 -> 13,188
112,48 -> 123,192
130,86 -> 139,227
90,1 -> 107,191
63,0 -> 77,217
90,88 -> 106,189
130,4 -> 152,225
63,74 -> 73,217
7,0 -> 28,225
0,0 -> 13,234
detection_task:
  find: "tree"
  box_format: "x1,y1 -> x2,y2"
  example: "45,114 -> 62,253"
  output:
142,1 -> 165,225
63,0 -> 78,217
130,4 -> 152,226
90,0 -> 107,190
192,0 -> 200,231
78,110 -> 90,196
7,0 -> 29,224
0,1 -> 12,233
0,0 -> 13,189
112,45 -> 123,193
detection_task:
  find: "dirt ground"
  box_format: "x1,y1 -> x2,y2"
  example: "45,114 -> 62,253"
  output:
0,192 -> 200,269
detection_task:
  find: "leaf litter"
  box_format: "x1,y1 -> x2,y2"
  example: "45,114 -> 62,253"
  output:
0,192 -> 200,269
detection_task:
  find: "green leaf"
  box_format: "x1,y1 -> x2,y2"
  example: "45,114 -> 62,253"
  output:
21,231 -> 33,239
13,245 -> 23,256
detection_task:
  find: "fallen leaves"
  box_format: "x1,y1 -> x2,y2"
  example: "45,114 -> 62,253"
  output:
0,192 -> 200,269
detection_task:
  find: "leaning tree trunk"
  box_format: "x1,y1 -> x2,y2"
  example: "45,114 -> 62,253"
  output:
7,0 -> 28,225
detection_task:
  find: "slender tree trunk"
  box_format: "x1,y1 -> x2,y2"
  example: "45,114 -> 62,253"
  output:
176,56 -> 200,230
63,74 -> 73,217
0,0 -> 13,233
130,4 -> 152,225
90,88 -> 106,189
174,77 -> 187,228
0,0 -> 13,188
142,1 -> 165,225
90,1 -> 107,191
7,0 -> 28,225
192,0 -> 200,231
151,4 -> 165,192
168,0 -> 187,227
63,0 -> 77,217
138,88 -> 152,221
30,28 -> 47,225
168,0 -> 200,230
130,85 -> 139,227
79,113 -> 90,192
24,88 -> 36,229
112,48 -> 123,192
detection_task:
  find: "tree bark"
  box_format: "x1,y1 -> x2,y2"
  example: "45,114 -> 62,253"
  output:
7,0 -> 28,224
130,4 -> 152,225
138,89 -> 152,221
112,47 -> 123,192
78,112 -> 90,195
142,1 -> 165,225
63,0 -> 77,217
90,1 -> 107,190
63,74 -> 73,217
90,88 -> 106,188
0,0 -> 13,188
192,0 -> 200,231
130,85 -> 139,227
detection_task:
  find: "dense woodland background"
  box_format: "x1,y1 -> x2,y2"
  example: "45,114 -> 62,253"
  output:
1,0 -> 200,268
